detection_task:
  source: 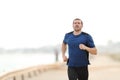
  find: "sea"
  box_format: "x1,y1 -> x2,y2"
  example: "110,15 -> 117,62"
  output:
0,52 -> 62,76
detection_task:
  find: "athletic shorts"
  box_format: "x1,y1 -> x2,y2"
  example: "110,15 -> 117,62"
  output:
67,66 -> 88,80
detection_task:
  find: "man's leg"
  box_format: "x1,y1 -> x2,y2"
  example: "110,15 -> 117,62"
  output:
77,66 -> 88,80
68,67 -> 78,80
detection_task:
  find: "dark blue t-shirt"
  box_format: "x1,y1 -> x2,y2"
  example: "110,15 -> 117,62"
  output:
63,31 -> 95,67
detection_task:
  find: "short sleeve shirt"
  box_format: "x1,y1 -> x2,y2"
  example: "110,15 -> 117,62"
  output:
63,31 -> 95,67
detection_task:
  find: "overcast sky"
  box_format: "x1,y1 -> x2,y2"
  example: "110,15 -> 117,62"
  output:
0,0 -> 120,49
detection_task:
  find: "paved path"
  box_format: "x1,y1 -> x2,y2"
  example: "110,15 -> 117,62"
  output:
29,67 -> 68,80
27,55 -> 120,80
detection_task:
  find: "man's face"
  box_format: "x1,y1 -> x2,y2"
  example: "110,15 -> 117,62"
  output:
73,20 -> 83,32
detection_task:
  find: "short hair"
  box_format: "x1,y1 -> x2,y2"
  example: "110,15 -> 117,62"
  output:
73,18 -> 83,25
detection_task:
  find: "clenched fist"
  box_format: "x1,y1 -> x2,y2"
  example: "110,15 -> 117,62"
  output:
62,55 -> 68,62
79,44 -> 87,50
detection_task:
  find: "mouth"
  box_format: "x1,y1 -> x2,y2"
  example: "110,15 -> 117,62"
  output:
75,25 -> 79,27
75,25 -> 79,28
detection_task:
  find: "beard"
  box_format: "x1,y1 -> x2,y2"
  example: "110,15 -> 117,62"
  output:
74,27 -> 81,32
73,25 -> 82,32
74,29 -> 81,32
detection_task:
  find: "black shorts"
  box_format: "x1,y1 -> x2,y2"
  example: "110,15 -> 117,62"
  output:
67,66 -> 88,80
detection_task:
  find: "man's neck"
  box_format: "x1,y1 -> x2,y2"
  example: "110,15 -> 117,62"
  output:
73,31 -> 82,35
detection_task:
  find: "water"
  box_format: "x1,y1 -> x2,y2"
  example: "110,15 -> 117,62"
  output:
0,52 -> 61,76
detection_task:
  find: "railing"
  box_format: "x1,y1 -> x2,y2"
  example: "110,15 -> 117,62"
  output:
0,63 -> 62,80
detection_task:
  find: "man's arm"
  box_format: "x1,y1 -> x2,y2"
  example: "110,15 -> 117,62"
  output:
85,47 -> 97,55
79,44 -> 97,55
61,43 -> 68,62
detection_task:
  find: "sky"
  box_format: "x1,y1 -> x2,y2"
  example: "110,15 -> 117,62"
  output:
0,0 -> 120,49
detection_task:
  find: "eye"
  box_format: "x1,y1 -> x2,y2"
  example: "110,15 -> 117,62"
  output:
74,22 -> 81,24
74,22 -> 77,24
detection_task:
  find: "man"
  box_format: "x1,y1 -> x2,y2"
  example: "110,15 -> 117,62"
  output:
61,18 -> 97,80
